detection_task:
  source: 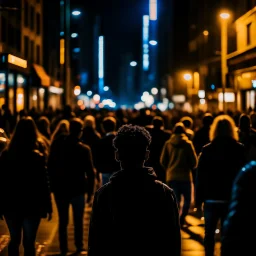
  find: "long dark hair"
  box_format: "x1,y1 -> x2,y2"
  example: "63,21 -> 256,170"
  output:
8,116 -> 39,155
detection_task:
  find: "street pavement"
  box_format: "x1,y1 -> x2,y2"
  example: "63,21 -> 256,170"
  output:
0,198 -> 221,256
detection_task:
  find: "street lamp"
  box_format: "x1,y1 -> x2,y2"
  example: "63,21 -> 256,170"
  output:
220,11 -> 230,112
72,10 -> 81,16
184,73 -> 192,81
130,61 -> 137,67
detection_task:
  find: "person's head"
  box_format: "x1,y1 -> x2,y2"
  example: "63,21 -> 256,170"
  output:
209,115 -> 238,141
152,116 -> 164,129
180,116 -> 193,129
102,116 -> 116,133
51,119 -> 70,141
173,122 -> 186,134
203,113 -> 214,127
239,113 -> 251,132
37,116 -> 51,135
69,118 -> 83,138
84,115 -> 96,129
113,124 -> 151,168
250,112 -> 256,129
8,116 -> 39,152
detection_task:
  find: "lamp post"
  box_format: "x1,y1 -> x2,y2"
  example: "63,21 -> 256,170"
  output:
220,12 -> 230,112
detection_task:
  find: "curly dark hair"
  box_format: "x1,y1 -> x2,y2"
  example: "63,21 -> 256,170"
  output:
113,124 -> 151,163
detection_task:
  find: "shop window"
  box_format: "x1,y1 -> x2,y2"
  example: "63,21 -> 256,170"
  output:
30,6 -> 35,30
24,1 -> 29,27
36,13 -> 41,35
0,73 -> 5,108
247,23 -> 252,45
30,40 -> 34,63
1,16 -> 7,43
24,36 -> 29,59
36,45 -> 40,64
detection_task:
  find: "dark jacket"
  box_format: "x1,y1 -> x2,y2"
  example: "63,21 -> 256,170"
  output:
0,149 -> 52,217
88,167 -> 181,256
48,135 -> 95,198
195,137 -> 246,207
221,161 -> 256,256
94,132 -> 120,174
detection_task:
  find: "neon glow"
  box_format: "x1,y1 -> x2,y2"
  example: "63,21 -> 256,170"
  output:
72,10 -> 81,16
149,0 -> 157,21
98,36 -> 104,79
149,40 -> 157,46
143,15 -> 149,71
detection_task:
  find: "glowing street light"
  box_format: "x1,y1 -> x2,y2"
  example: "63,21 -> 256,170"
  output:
219,11 -> 230,112
149,40 -> 158,46
203,30 -> 209,36
220,12 -> 230,19
71,33 -> 78,38
184,73 -> 192,81
72,10 -> 81,16
130,61 -> 137,67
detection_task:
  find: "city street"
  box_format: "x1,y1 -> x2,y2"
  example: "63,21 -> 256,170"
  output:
0,197 -> 221,256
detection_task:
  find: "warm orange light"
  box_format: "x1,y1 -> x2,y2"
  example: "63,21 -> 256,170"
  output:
8,54 -> 27,68
220,12 -> 230,19
60,39 -> 65,64
203,30 -> 209,36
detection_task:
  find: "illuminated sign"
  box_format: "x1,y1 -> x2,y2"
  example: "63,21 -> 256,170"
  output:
98,36 -> 104,79
49,86 -> 64,94
8,54 -> 27,68
60,39 -> 65,64
143,15 -> 149,71
149,0 -> 157,21
172,94 -> 186,103
218,92 -> 235,102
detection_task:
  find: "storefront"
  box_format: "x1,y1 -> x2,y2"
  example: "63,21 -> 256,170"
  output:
0,53 -> 29,115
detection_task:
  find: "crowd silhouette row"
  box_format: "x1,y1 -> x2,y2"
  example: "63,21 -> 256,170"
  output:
0,105 -> 255,256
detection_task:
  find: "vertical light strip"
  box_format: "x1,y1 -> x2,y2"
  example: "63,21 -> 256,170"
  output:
60,39 -> 65,64
149,0 -> 157,21
143,15 -> 149,71
98,36 -> 104,79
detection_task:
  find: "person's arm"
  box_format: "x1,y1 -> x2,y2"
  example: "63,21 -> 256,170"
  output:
165,186 -> 181,256
84,146 -> 95,202
160,141 -> 169,170
187,141 -> 198,170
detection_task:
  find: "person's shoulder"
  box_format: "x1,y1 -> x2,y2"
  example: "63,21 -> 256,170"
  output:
155,180 -> 176,198
79,141 -> 91,151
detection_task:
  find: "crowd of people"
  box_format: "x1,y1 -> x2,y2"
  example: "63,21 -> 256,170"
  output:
0,104 -> 255,256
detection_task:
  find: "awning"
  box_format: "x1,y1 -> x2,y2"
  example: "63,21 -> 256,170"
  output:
33,64 -> 50,86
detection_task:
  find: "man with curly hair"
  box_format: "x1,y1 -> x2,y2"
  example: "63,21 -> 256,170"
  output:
88,124 -> 181,256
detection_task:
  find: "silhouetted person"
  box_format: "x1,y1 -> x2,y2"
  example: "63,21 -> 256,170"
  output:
0,117 -> 52,256
160,122 -> 197,226
146,116 -> 172,182
94,116 -> 120,185
196,115 -> 246,256
48,118 -> 95,255
180,116 -> 194,140
193,113 -> 214,156
88,124 -> 181,256
221,161 -> 256,256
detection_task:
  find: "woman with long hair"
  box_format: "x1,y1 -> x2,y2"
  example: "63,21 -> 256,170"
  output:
195,115 -> 246,256
51,119 -> 70,143
0,116 -> 52,256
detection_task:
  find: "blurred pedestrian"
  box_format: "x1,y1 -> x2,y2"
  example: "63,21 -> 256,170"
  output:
94,116 -> 120,185
195,115 -> 246,256
88,124 -> 181,256
146,116 -> 172,182
0,116 -> 52,256
48,118 -> 95,256
51,119 -> 69,143
160,122 -> 197,226
180,116 -> 194,140
221,161 -> 256,256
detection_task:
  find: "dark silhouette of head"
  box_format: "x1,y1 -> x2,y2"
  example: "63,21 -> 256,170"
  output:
250,112 -> 256,129
8,116 -> 39,153
102,116 -> 116,133
203,113 -> 214,127
152,116 -> 164,129
113,124 -> 151,168
69,118 -> 83,138
180,116 -> 193,129
37,116 -> 51,138
239,114 -> 251,132
173,122 -> 186,134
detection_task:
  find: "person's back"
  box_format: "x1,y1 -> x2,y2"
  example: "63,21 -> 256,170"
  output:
88,124 -> 181,256
221,161 -> 256,256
